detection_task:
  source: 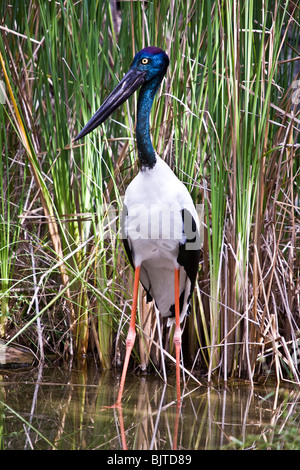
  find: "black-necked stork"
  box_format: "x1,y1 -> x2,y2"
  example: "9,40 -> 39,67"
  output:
75,47 -> 200,406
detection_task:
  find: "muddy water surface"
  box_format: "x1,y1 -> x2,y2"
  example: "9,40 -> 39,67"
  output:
0,364 -> 299,450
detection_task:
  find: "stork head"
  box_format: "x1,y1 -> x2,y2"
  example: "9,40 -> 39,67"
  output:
74,47 -> 169,141
130,47 -> 169,83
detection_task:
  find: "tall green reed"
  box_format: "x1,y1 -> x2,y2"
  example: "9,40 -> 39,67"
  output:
0,104 -> 25,336
201,0 -> 299,382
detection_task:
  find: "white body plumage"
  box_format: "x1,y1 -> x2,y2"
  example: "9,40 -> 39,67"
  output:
123,155 -> 200,324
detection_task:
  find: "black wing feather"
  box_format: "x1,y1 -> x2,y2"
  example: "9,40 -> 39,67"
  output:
177,208 -> 201,298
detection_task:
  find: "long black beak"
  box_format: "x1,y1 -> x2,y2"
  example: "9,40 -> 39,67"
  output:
74,68 -> 146,141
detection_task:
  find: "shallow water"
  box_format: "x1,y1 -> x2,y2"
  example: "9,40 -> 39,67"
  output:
0,363 -> 299,450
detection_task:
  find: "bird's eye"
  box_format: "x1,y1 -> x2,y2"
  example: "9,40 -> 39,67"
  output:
141,58 -> 149,65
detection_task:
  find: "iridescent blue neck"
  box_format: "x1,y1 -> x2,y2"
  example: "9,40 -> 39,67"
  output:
136,79 -> 161,169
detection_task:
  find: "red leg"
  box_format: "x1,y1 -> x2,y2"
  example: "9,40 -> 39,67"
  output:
114,266 -> 140,407
174,268 -> 181,405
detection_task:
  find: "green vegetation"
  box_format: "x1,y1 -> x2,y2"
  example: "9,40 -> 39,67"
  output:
0,0 -> 299,383
227,425 -> 300,450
